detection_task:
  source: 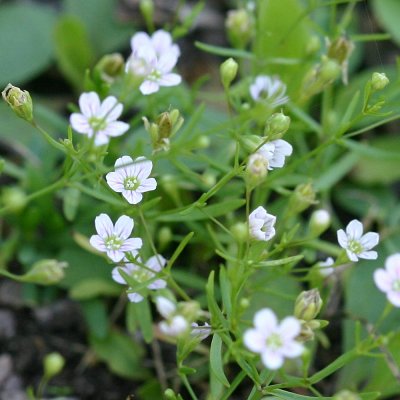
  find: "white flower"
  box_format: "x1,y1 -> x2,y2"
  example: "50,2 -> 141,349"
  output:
318,257 -> 335,277
131,30 -> 180,59
256,139 -> 293,170
249,206 -> 276,241
89,214 -> 142,262
243,308 -> 304,370
155,296 -> 188,337
106,156 -> 157,204
191,322 -> 211,341
337,219 -> 379,262
70,92 -> 129,146
112,255 -> 167,302
250,75 -> 289,107
374,253 -> 400,307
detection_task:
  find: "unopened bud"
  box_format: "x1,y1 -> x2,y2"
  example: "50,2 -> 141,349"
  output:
289,182 -> 317,214
230,222 -> 248,243
23,259 -> 67,285
327,36 -> 354,66
94,53 -> 124,84
265,112 -> 291,139
306,36 -> 321,55
194,135 -> 210,149
333,390 -> 361,400
241,135 -> 263,153
370,72 -> 389,91
245,153 -> 268,187
309,209 -> 331,236
164,389 -> 178,400
44,352 -> 65,379
202,172 -> 216,188
226,9 -> 253,48
294,289 -> 323,321
158,226 -> 173,250
240,298 -> 250,309
319,57 -> 342,82
220,58 -> 238,89
2,84 -> 33,122
1,187 -> 27,213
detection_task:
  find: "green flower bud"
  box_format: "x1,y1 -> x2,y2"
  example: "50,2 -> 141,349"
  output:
202,172 -> 216,188
140,0 -> 154,22
164,389 -> 178,400
319,57 -> 342,82
180,300 -> 200,321
2,84 -> 33,122
333,390 -> 361,400
265,112 -> 291,139
158,226 -> 173,250
194,135 -> 210,149
44,352 -> 65,379
220,58 -> 238,90
370,72 -> 389,91
309,209 -> 331,237
240,135 -> 263,153
240,298 -> 250,309
23,259 -> 67,285
94,53 -> 124,84
245,152 -> 268,188
288,182 -> 318,214
306,36 -> 321,55
294,289 -> 323,321
327,36 -> 354,66
226,8 -> 254,48
1,186 -> 27,213
230,222 -> 248,243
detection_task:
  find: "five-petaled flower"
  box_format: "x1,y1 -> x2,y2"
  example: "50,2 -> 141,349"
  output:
374,253 -> 400,307
337,219 -> 379,262
249,206 -> 276,241
243,308 -> 304,370
256,139 -> 293,170
250,75 -> 289,107
90,214 -> 142,262
70,92 -> 129,146
106,156 -> 157,204
126,29 -> 182,95
112,254 -> 167,302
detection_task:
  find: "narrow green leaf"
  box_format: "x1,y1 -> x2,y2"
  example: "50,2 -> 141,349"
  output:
219,266 -> 232,319
210,334 -> 230,388
133,297 -> 154,343
253,255 -> 304,268
166,232 -> 194,272
195,41 -> 254,59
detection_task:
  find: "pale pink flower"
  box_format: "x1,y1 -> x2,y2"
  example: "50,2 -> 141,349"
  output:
130,30 -> 180,59
89,214 -> 142,262
250,75 -> 289,107
249,206 -> 276,241
337,220 -> 379,262
106,156 -> 157,204
70,92 -> 129,146
244,308 -> 304,370
374,253 -> 400,307
155,296 -> 188,337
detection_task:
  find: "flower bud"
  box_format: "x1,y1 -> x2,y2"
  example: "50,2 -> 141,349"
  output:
2,84 -> 33,122
180,300 -> 200,321
309,209 -> 331,236
1,186 -> 27,213
288,183 -> 317,214
23,259 -> 67,285
370,72 -> 389,91
265,112 -> 291,139
333,390 -> 361,400
240,135 -> 263,153
164,389 -> 178,400
94,53 -> 124,84
140,0 -> 154,24
157,226 -> 173,250
306,36 -> 321,55
240,298 -> 250,309
226,8 -> 253,48
44,352 -> 65,379
201,172 -> 216,188
319,57 -> 342,82
245,152 -> 268,188
194,135 -> 210,149
327,36 -> 354,66
294,289 -> 323,321
230,222 -> 248,243
220,58 -> 238,90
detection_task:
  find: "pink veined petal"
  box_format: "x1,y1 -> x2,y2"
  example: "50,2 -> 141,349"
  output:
261,349 -> 284,370
279,317 -> 301,340
358,250 -> 378,260
95,213 -> 114,238
127,292 -> 144,303
107,249 -> 125,262
337,229 -> 348,249
254,308 -> 278,332
104,121 -> 130,137
121,237 -> 143,252
70,113 -> 90,134
138,177 -> 157,193
131,32 -> 151,51
158,73 -> 182,87
280,341 -> 304,358
140,80 -> 160,95
106,172 -> 125,193
146,255 -> 167,272
114,215 -> 134,239
99,96 -> 123,121
89,235 -> 106,252
115,156 -> 134,172
243,329 -> 266,353
387,291 -> 400,307
374,269 -> 392,293
360,232 -> 379,250
111,266 -> 127,285
122,190 -> 143,205
148,278 -> 167,290
94,132 -> 110,146
79,92 -> 100,117
135,158 -> 153,180
346,220 -> 363,240
346,249 -> 359,262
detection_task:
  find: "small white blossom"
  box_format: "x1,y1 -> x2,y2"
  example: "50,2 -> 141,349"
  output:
337,219 -> 379,262
256,139 -> 293,170
155,296 -> 188,337
191,322 -> 211,341
89,214 -> 142,262
244,308 -> 304,370
250,75 -> 289,107
318,257 -> 335,277
249,206 -> 276,241
131,30 -> 180,59
70,92 -> 129,146
374,254 -> 400,307
112,255 -> 167,302
106,156 -> 157,204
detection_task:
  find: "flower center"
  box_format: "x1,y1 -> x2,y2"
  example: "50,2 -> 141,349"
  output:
148,69 -> 162,81
348,239 -> 363,254
105,235 -> 122,250
89,116 -> 107,132
266,333 -> 282,350
131,268 -> 152,283
124,177 -> 140,190
392,279 -> 400,292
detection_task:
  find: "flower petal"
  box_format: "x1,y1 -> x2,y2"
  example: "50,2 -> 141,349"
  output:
387,291 -> 400,307
360,232 -> 379,250
279,317 -> 301,340
243,328 -> 266,353
158,73 -> 182,87
337,229 -> 348,248
70,113 -> 90,134
139,178 -> 157,192
148,278 -> 167,290
122,190 -> 143,205
280,341 -> 304,358
111,266 -> 127,284
120,238 -> 143,252
79,92 -> 100,117
95,213 -> 113,238
114,215 -> 134,239
358,250 -> 378,260
89,235 -> 106,252
374,269 -> 391,293
346,220 -> 363,239
254,308 -> 277,332
140,80 -> 160,95
106,172 -> 124,192
146,255 -> 167,272
107,249 -> 125,262
99,96 -> 122,120
261,349 -> 284,370
104,121 -> 130,137
156,296 -> 176,318
346,249 -> 359,262
127,292 -> 144,303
